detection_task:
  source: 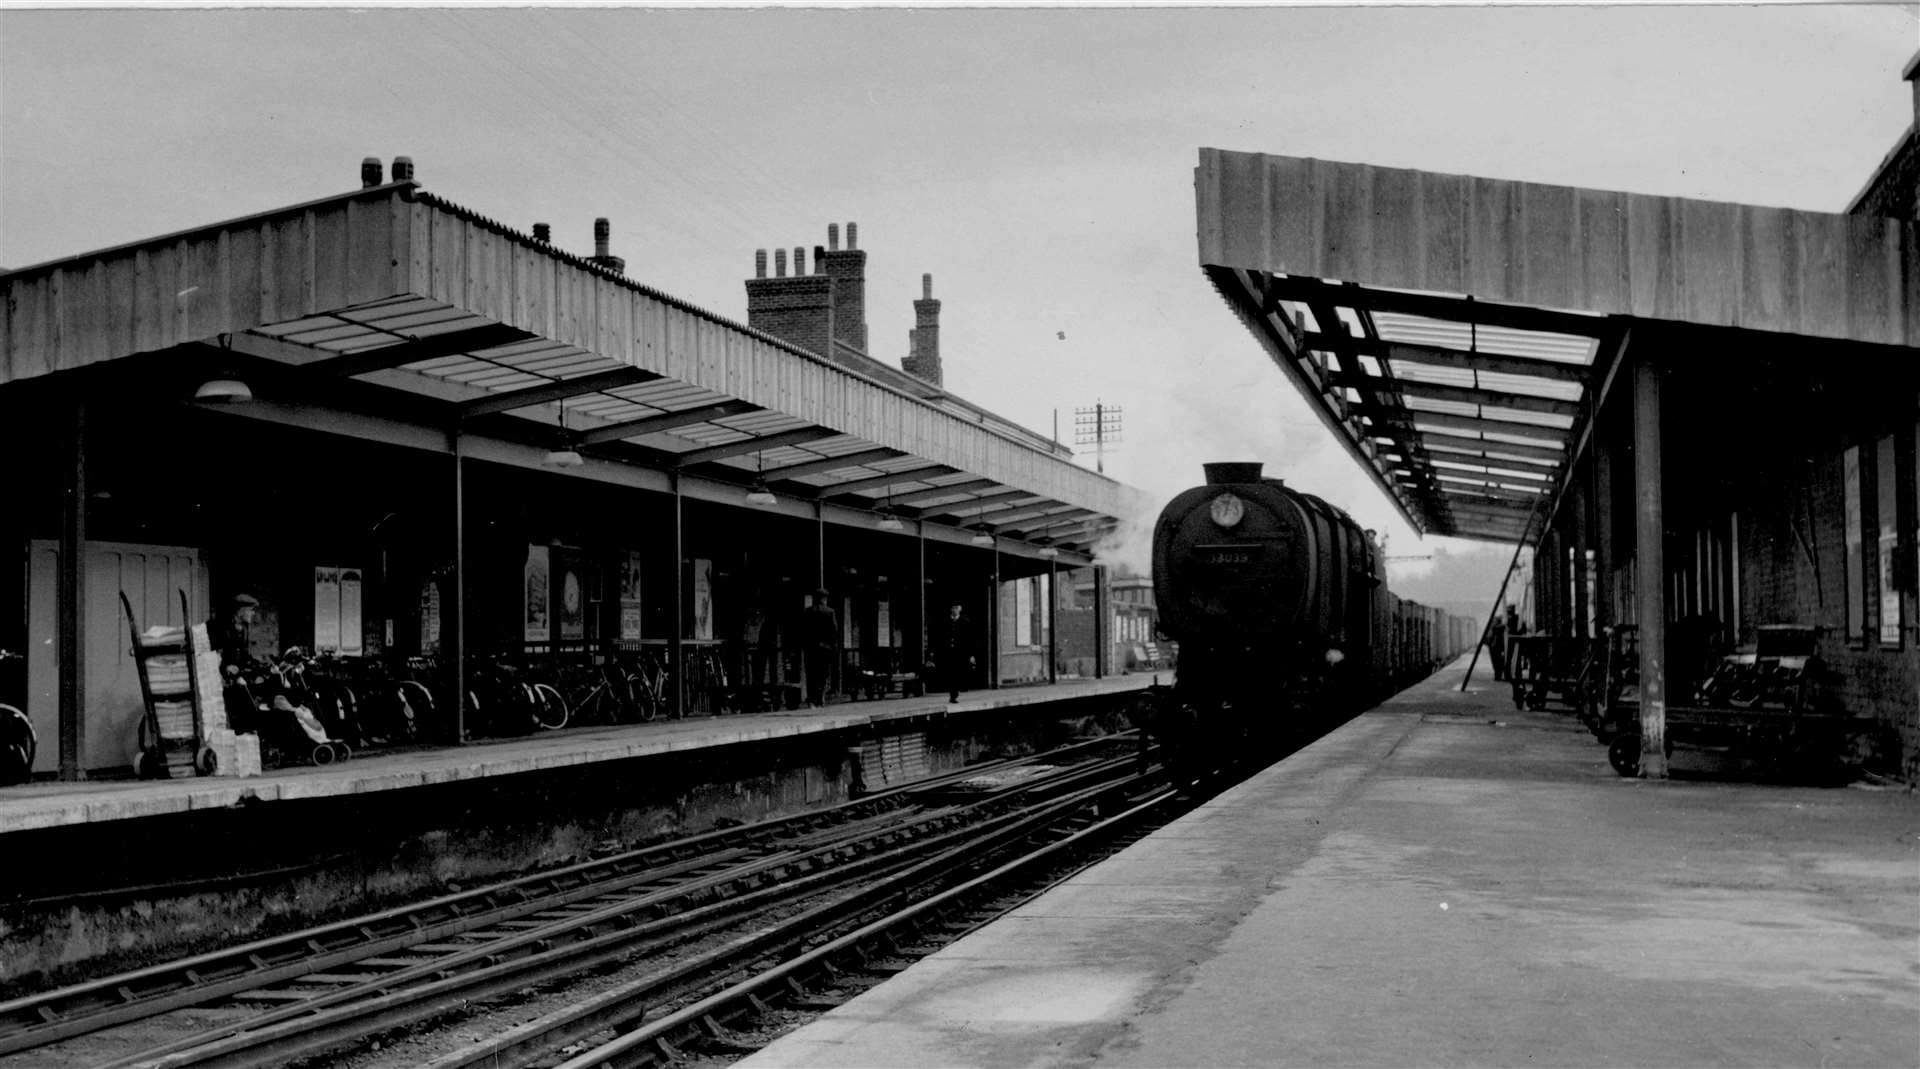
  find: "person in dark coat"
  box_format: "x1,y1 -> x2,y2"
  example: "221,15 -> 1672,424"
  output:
1489,608 -> 1509,682
801,589 -> 839,708
933,602 -> 976,704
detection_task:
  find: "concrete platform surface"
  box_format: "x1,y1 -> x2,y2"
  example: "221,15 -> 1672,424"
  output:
0,674 -> 1156,833
738,663 -> 1920,1069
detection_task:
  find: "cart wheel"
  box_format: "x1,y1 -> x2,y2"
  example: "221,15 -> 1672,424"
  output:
1607,734 -> 1642,778
310,742 -> 337,766
330,742 -> 352,763
135,749 -> 159,780
195,746 -> 219,777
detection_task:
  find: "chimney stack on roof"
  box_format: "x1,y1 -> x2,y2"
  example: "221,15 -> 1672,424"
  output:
904,272 -> 943,387
588,217 -> 626,275
391,156 -> 415,183
361,157 -> 383,188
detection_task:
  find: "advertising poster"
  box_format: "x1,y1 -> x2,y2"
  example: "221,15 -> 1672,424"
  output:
339,568 -> 364,655
420,580 -> 442,653
875,596 -> 891,648
1015,578 -> 1033,646
559,562 -> 585,641
313,566 -> 342,653
691,558 -> 713,641
524,545 -> 551,643
619,551 -> 643,641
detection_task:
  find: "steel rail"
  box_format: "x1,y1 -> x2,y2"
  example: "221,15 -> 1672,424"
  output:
1,731 -> 1134,1057
424,771 -> 1174,1069
105,756 -> 1152,1069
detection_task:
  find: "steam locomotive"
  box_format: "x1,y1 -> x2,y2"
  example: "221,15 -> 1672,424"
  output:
1140,462 -> 1473,763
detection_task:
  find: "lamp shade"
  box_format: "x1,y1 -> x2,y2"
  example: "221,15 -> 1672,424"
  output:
877,512 -> 905,531
970,527 -> 995,546
542,448 -> 586,469
194,378 -> 252,404
745,484 -> 778,507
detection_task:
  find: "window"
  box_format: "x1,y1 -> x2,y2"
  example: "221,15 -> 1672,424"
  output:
1844,446 -> 1864,642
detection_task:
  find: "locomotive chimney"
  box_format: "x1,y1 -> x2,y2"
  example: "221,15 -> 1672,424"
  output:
1203,462 -> 1265,485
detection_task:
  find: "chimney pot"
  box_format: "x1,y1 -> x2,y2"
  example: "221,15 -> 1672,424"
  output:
794,246 -> 805,275
814,245 -> 826,273
775,248 -> 788,277
532,222 -> 551,243
594,218 -> 611,257
755,249 -> 768,279
846,222 -> 858,250
361,157 -> 383,188
391,156 -> 414,182
922,273 -> 932,299
828,224 -> 840,251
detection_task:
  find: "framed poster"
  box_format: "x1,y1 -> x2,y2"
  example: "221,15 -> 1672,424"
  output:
619,551 -> 643,641
559,563 -> 585,641
691,558 -> 714,641
420,580 -> 441,653
524,545 -> 551,643
339,568 -> 364,655
313,567 -> 342,653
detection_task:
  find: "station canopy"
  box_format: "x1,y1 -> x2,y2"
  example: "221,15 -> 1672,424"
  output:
0,180 -> 1141,559
1196,149 -> 1918,544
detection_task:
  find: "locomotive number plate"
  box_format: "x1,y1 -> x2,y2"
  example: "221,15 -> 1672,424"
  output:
1197,544 -> 1257,567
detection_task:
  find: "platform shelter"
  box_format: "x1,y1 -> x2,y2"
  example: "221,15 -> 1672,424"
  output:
1,160 -> 1150,780
1195,57 -> 1920,779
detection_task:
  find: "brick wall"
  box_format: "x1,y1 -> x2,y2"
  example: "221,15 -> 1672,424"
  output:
1738,447 -> 1919,778
745,274 -> 835,359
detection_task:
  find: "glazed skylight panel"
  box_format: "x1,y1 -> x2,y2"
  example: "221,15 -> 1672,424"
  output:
1371,312 -> 1599,364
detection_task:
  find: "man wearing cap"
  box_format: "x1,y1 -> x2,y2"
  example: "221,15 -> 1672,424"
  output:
801,589 -> 840,708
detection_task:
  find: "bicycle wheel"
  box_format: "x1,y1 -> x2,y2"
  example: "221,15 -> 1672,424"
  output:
630,672 -> 659,722
529,682 -> 570,730
394,680 -> 433,741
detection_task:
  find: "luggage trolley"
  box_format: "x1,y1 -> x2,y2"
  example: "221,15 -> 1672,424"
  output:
1508,634 -> 1603,714
1597,624 -> 1876,777
120,589 -> 217,779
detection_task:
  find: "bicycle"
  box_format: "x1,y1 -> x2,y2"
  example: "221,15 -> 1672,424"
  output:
0,650 -> 33,786
557,655 -> 639,726
621,649 -> 669,722
465,655 -> 569,737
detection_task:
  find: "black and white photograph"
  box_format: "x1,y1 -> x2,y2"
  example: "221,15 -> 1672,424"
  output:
0,3 -> 1915,1067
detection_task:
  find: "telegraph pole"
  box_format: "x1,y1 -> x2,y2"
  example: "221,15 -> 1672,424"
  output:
1073,400 -> 1123,474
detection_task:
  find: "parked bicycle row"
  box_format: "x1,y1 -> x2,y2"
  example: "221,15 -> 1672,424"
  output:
214,643 -> 831,768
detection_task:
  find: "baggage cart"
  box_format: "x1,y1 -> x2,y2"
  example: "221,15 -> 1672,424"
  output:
121,589 -> 216,779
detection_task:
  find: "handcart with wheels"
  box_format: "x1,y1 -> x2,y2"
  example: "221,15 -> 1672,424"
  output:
1597,624 -> 1878,777
120,589 -> 217,779
1508,634 -> 1603,714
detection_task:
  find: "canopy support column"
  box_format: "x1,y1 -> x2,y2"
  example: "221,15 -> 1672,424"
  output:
1632,355 -> 1669,779
57,399 -> 87,780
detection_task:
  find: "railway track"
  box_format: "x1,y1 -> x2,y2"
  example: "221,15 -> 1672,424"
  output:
2,735 -> 1149,1069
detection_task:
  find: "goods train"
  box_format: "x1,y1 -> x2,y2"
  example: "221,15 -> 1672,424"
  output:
1139,462 -> 1474,765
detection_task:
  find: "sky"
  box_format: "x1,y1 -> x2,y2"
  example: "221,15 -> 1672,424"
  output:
2,2 -> 1915,602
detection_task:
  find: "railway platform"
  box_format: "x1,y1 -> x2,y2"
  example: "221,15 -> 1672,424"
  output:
0,674 -> 1158,834
738,659 -> 1920,1069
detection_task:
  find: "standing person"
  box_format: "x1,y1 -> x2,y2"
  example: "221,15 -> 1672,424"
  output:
1489,608 -> 1509,682
933,602 -> 976,704
801,589 -> 839,708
